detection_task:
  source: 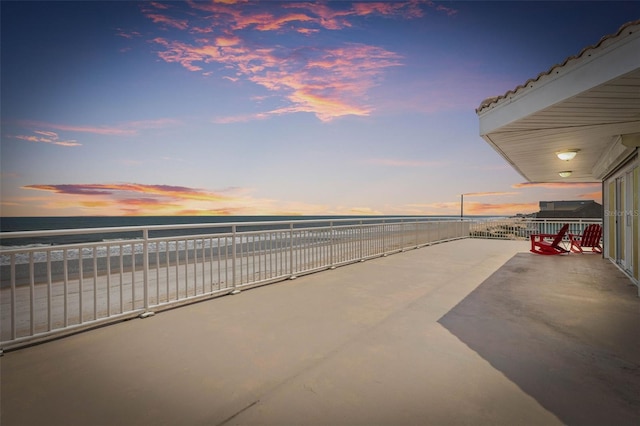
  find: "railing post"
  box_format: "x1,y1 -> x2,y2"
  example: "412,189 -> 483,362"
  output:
359,220 -> 364,260
143,229 -> 149,311
289,223 -> 296,278
330,221 -> 334,267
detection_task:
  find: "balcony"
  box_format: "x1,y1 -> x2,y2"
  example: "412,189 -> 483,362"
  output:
2,231 -> 638,425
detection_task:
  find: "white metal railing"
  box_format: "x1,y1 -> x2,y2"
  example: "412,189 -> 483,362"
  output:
468,217 -> 603,241
0,217 -> 469,350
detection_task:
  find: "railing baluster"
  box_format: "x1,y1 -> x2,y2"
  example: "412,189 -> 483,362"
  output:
93,247 -> 98,320
78,248 -> 84,324
29,253 -> 34,335
107,245 -> 112,317
232,225 -> 237,290
47,250 -> 52,331
64,249 -> 69,327
10,254 -> 16,339
119,244 -> 124,314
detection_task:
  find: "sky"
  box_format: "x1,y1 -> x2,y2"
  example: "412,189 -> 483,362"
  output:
1,1 -> 638,217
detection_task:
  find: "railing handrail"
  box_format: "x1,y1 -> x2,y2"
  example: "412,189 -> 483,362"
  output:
1,217 -> 471,350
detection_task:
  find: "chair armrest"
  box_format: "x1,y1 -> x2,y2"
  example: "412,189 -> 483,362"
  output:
530,233 -> 560,240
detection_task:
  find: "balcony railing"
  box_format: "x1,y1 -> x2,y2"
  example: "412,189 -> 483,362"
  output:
0,216 -> 603,350
1,218 -> 469,350
469,217 -> 602,240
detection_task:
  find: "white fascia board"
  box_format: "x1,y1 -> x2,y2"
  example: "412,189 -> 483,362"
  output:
479,33 -> 640,136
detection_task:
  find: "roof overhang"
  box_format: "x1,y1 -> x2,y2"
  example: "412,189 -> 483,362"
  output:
476,21 -> 640,183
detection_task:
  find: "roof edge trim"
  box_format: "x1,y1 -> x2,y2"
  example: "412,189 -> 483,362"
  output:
476,20 -> 640,115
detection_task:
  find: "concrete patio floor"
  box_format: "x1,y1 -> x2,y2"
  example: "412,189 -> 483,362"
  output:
1,238 -> 638,425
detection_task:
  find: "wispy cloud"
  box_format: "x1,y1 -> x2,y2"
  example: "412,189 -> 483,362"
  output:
143,1 -> 454,122
24,183 -> 231,201
463,191 -> 519,197
115,28 -> 142,39
9,130 -> 81,147
345,206 -> 384,215
407,200 -> 538,216
465,202 -> 538,215
15,118 -> 181,137
212,112 -> 268,124
365,158 -> 446,167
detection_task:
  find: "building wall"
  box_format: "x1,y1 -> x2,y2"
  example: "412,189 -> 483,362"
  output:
634,166 -> 639,281
603,151 -> 639,288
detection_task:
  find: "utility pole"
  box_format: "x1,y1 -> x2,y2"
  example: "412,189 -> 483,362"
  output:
460,194 -> 464,220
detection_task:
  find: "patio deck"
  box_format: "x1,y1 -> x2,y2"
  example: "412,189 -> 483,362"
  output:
1,239 -> 638,426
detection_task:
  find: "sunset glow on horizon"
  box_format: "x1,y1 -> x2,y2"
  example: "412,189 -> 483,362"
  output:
2,1 -> 634,217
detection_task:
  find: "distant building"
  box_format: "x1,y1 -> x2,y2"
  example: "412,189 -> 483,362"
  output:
536,200 -> 602,219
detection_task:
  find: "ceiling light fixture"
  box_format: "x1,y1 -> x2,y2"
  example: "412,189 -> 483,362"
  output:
556,150 -> 579,161
558,171 -> 572,178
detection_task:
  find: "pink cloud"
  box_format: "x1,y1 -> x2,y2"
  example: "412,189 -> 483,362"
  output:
155,35 -> 401,121
144,2 -> 464,122
352,1 -> 424,18
149,1 -> 170,10
145,13 -> 189,30
282,3 -> 353,30
24,183 -> 231,202
215,36 -> 241,47
253,13 -> 316,31
184,1 -> 441,35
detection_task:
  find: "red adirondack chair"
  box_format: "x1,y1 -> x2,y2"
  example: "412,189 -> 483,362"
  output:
569,224 -> 603,253
530,223 -> 570,255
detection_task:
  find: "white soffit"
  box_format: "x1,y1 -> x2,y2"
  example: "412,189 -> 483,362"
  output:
476,21 -> 640,183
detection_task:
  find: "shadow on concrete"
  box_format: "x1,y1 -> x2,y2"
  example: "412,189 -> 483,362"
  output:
438,253 -> 640,426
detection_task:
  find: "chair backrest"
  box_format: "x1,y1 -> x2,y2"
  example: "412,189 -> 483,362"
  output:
581,224 -> 602,247
551,223 -> 570,248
